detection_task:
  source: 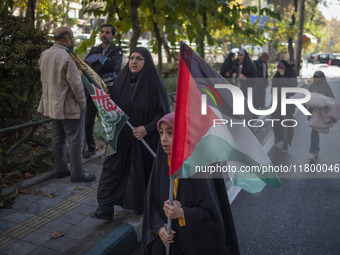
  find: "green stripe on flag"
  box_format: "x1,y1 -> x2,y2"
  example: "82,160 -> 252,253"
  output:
174,135 -> 281,194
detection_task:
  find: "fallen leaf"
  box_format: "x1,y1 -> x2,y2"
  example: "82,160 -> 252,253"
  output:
52,230 -> 64,239
34,190 -> 44,196
18,188 -> 32,194
47,193 -> 56,198
24,173 -> 34,178
74,186 -> 83,190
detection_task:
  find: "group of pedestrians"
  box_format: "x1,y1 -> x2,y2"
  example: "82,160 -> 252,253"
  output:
220,49 -> 268,109
37,24 -> 338,254
220,48 -> 339,159
37,24 -> 241,254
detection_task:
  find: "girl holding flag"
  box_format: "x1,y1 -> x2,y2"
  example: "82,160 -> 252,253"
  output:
142,112 -> 240,255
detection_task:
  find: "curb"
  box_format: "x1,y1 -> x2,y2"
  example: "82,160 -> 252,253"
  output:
83,223 -> 138,255
83,214 -> 143,255
0,150 -> 105,197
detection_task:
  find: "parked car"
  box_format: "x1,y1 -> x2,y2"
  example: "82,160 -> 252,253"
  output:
314,52 -> 330,64
329,53 -> 340,66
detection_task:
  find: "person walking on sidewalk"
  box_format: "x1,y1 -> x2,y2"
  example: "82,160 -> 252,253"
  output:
38,27 -> 96,182
220,52 -> 238,85
83,24 -> 123,159
90,47 -> 169,220
271,60 -> 297,153
253,52 -> 269,109
236,48 -> 257,98
307,71 -> 336,162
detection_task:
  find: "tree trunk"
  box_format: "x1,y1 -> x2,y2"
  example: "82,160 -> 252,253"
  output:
151,1 -> 163,74
198,11 -> 207,59
287,0 -> 298,63
153,20 -> 163,74
161,34 -> 172,63
296,0 -> 305,76
26,0 -> 37,22
130,0 -> 142,51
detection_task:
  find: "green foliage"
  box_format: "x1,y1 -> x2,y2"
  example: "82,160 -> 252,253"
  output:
0,14 -> 51,128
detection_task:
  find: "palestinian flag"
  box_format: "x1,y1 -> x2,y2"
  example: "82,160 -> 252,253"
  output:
67,50 -> 128,156
170,42 -> 281,195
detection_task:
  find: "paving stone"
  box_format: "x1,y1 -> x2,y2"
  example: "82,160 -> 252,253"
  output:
72,203 -> 97,216
76,216 -> 108,229
0,209 -> 16,218
2,240 -> 37,255
23,229 -> 51,245
40,220 -> 72,233
24,200 -> 49,215
62,225 -> 90,240
40,185 -> 60,194
41,236 -> 75,252
51,189 -> 77,199
47,180 -> 72,190
11,197 -> 34,210
0,219 -> 16,233
37,197 -> 64,207
56,211 -> 86,224
18,193 -> 45,202
84,197 -> 98,207
28,246 -> 60,255
3,211 -> 34,223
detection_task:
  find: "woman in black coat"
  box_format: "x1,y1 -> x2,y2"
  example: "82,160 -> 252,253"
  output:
90,47 -> 169,219
236,48 -> 257,98
220,52 -> 238,85
271,60 -> 297,153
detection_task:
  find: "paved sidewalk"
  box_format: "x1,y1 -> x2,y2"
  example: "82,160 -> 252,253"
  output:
0,113 -> 277,255
0,152 -> 142,255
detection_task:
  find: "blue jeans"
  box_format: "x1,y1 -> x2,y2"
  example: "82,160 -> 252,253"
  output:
309,129 -> 319,154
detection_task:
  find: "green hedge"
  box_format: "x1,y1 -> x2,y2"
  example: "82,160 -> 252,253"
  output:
0,13 -> 51,128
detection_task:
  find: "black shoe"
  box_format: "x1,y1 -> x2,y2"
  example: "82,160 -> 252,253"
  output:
55,171 -> 71,179
90,210 -> 113,220
83,150 -> 96,159
71,173 -> 96,182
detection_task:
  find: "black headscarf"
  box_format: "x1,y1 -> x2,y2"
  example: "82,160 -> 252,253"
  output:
110,47 -> 170,133
220,52 -> 236,78
311,71 -> 335,98
237,48 -> 257,78
280,59 -> 297,79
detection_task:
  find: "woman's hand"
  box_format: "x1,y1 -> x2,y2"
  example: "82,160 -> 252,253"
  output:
239,73 -> 246,80
132,126 -> 147,140
163,200 -> 184,219
158,225 -> 176,247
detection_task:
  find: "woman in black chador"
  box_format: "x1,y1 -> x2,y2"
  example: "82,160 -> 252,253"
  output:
271,60 -> 297,153
236,48 -> 257,97
220,52 -> 238,85
142,113 -> 240,255
90,47 -> 169,219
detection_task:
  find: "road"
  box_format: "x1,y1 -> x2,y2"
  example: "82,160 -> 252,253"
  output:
231,65 -> 340,254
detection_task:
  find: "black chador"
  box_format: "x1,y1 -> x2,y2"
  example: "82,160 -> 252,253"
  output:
143,146 -> 240,255
94,47 -> 169,216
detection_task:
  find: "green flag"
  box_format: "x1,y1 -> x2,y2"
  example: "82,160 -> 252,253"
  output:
67,50 -> 128,156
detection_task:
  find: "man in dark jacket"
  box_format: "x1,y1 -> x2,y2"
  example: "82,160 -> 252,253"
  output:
84,24 -> 123,158
253,52 -> 269,109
